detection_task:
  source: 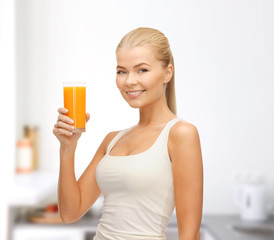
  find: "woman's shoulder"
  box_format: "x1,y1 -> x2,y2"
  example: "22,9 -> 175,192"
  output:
103,126 -> 130,152
105,125 -> 133,139
105,130 -> 120,139
169,119 -> 200,144
104,129 -> 121,145
167,120 -> 201,164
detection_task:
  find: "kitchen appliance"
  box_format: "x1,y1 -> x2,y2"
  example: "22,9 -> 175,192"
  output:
235,182 -> 271,221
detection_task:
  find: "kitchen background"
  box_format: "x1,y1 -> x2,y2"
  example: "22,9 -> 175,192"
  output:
0,0 -> 274,240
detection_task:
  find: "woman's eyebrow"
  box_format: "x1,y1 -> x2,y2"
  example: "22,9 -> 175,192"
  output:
116,63 -> 151,69
134,63 -> 151,68
116,65 -> 126,69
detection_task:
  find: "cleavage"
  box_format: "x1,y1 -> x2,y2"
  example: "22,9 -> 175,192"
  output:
109,125 -> 165,156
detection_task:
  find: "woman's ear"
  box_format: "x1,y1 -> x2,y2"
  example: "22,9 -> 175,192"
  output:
164,64 -> 173,83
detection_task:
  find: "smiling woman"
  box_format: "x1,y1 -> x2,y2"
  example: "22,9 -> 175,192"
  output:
116,46 -> 173,109
116,62 -> 149,98
115,28 -> 176,114
53,27 -> 203,240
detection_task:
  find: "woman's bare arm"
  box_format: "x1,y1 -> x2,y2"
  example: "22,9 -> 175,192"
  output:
57,130 -> 119,223
169,122 -> 203,240
53,107 -> 120,223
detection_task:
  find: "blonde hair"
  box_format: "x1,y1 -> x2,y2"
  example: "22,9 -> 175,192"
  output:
116,27 -> 177,115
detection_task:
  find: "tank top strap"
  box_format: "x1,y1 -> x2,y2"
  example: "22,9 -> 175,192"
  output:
106,118 -> 183,155
159,117 -> 184,150
106,126 -> 135,154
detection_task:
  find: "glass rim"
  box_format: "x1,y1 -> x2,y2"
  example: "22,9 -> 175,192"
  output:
63,81 -> 86,86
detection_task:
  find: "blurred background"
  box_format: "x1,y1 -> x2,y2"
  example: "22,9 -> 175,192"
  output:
0,0 -> 274,240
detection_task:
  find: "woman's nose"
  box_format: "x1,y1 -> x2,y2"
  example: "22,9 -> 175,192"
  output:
126,73 -> 138,86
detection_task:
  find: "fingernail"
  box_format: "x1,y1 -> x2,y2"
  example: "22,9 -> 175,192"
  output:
70,119 -> 74,124
64,108 -> 68,113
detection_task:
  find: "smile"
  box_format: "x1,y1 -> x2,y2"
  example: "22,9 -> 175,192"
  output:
126,90 -> 145,98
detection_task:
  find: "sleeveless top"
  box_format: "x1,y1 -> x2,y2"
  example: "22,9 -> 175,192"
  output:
94,117 -> 183,240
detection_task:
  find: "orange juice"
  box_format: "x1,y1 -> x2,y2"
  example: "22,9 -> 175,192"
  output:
63,82 -> 86,132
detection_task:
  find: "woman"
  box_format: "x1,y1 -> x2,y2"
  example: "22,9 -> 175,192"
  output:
53,27 -> 203,240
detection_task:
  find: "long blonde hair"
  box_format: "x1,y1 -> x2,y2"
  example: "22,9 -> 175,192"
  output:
116,27 -> 177,115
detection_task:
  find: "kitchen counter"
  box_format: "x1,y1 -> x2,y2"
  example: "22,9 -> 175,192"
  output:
12,211 -> 100,240
14,211 -> 100,231
13,208 -> 274,240
14,211 -> 212,240
202,214 -> 274,240
10,172 -> 274,240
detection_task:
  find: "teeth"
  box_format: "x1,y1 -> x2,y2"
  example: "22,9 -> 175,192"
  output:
127,91 -> 144,95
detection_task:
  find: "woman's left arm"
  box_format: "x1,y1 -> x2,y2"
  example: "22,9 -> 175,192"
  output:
169,122 -> 203,240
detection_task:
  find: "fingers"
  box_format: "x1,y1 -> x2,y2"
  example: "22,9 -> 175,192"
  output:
53,127 -> 73,136
54,107 -> 75,136
54,118 -> 74,136
57,113 -> 74,125
55,108 -> 89,137
58,107 -> 68,114
57,107 -> 72,123
54,121 -> 74,131
86,112 -> 90,122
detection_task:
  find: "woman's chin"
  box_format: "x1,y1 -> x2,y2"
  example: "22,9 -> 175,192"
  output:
128,103 -> 141,109
126,101 -> 144,109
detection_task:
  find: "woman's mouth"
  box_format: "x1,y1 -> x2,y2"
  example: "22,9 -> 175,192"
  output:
126,90 -> 145,98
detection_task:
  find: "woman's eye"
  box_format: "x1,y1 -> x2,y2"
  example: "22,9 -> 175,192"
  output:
117,70 -> 127,74
138,69 -> 148,73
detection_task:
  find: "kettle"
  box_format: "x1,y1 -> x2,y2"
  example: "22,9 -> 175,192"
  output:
234,175 -> 272,221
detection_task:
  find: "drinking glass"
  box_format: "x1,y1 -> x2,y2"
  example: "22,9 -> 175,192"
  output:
63,81 -> 86,133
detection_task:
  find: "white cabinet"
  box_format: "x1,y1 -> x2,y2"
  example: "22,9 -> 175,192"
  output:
8,172 -> 99,240
9,171 -> 57,206
11,212 -> 99,240
13,227 -> 86,240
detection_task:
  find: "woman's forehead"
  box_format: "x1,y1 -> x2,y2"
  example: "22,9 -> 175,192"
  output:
116,46 -> 158,65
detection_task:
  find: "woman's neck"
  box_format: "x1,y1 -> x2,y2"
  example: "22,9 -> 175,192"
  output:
138,98 -> 176,127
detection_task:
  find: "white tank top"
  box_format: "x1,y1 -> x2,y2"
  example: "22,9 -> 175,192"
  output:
94,117 -> 183,240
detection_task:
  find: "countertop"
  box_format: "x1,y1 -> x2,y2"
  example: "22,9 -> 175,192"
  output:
15,211 -> 274,240
14,211 -> 100,232
10,172 -> 274,239
202,214 -> 274,240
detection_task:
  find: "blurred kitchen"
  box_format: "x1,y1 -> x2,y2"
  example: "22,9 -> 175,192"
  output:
0,0 -> 274,240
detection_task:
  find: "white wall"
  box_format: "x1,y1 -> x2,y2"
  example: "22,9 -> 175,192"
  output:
16,0 -> 274,215
0,0 -> 16,239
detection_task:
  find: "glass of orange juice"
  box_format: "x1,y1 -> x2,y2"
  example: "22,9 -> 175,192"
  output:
63,81 -> 86,133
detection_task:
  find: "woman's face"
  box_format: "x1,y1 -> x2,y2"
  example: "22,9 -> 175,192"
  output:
116,46 -> 172,109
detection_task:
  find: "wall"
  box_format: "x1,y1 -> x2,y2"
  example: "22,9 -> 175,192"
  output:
0,0 -> 16,239
16,0 -> 274,215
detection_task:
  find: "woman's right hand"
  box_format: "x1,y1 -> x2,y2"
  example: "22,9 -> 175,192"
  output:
53,107 -> 90,147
